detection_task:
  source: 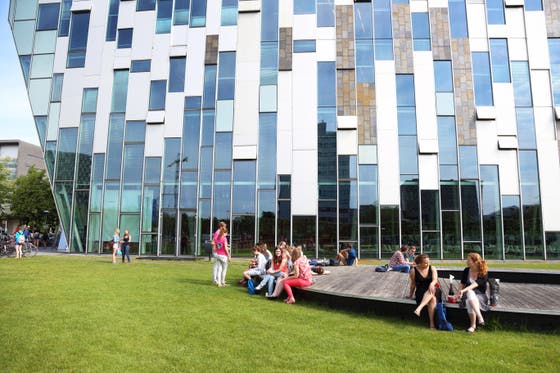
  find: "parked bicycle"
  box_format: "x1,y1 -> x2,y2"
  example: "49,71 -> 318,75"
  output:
22,241 -> 38,257
0,238 -> 38,258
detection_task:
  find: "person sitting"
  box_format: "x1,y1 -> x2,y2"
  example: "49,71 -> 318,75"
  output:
283,246 -> 313,304
255,246 -> 288,297
242,245 -> 267,283
389,245 -> 412,273
404,245 -> 417,263
336,243 -> 358,266
456,252 -> 489,333
407,254 -> 438,329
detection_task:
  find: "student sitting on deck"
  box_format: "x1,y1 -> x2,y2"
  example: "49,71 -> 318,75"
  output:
408,254 -> 439,329
336,243 -> 358,266
283,246 -> 313,304
389,245 -> 413,273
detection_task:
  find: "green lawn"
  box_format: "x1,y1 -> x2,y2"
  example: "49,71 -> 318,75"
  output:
1,255 -> 559,372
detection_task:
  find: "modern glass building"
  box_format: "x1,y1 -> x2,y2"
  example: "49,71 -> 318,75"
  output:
8,0 -> 560,259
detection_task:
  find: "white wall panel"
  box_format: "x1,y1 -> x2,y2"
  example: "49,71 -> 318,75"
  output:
418,154 -> 439,190
476,121 -> 499,164
291,150 -> 318,215
337,130 -> 358,155
131,11 -> 155,59
90,0 -> 109,27
316,39 -> 336,61
428,0 -> 448,8
277,71 -> 293,174
53,37 -> 68,73
498,150 -> 520,195
92,43 -> 117,153
163,94 -> 185,138
507,37 -> 527,61
293,14 -> 316,40
410,0 -> 428,13
84,24 -> 108,77
144,124 -> 165,157
413,52 -> 438,142
292,53 -> 317,150
469,38 -> 488,52
493,83 -> 517,135
376,61 -> 400,204
233,145 -> 257,159
531,70 -> 553,107
117,0 -> 135,28
466,4 -> 487,39
185,28 -> 206,96
219,26 -> 237,51
206,0 -> 222,35
126,73 -> 149,120
279,0 -> 293,28
525,12 -> 550,70
151,34 -> 171,80
171,25 -> 188,46
58,70 -> 83,126
487,25 -> 508,38
534,107 -> 560,230
505,8 -> 525,38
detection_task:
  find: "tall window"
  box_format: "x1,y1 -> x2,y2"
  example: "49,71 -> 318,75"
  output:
472,52 -> 493,106
169,57 -> 186,93
156,0 -> 173,34
106,0 -> 119,41
448,0 -> 468,37
549,39 -> 560,105
412,12 -> 431,51
37,3 -> 60,31
149,80 -> 167,110
489,39 -> 510,83
67,12 -> 91,68
374,0 -> 393,60
174,0 -> 189,25
486,0 -> 505,25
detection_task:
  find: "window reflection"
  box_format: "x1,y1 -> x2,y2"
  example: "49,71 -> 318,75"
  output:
502,196 -> 522,259
319,200 -> 337,258
380,206 -> 399,258
231,214 -> 255,255
480,166 -> 503,259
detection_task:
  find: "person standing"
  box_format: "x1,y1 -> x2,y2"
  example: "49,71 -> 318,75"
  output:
112,228 -> 120,264
456,252 -> 489,333
121,229 -> 131,263
14,226 -> 25,259
212,221 -> 231,287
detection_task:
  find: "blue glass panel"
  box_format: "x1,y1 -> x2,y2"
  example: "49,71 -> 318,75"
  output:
434,61 -> 453,92
294,0 -> 315,14
396,75 -> 415,106
412,12 -> 430,51
516,108 -> 536,149
131,60 -> 151,73
203,65 -> 217,109
117,28 -> 133,49
375,39 -> 393,60
174,0 -> 190,25
82,88 -> 98,113
461,179 -> 481,241
214,132 -> 233,169
54,181 -> 73,238
218,52 -> 236,100
258,113 -> 277,189
201,110 -> 215,147
90,154 -> 104,212
397,107 -> 417,135
106,0 -> 119,41
339,180 -> 358,241
55,127 -> 78,181
401,176 -> 420,246
448,0 -> 468,37
550,39 -> 560,105
34,116 -> 47,148
67,12 -> 90,68
221,0 -> 238,26
156,0 -> 173,34
213,170 -> 231,221
260,42 -> 278,85
51,73 -> 63,102
489,39 -> 510,83
438,116 -> 458,165
45,141 -> 56,181
106,114 -> 125,180
399,136 -> 418,175
525,0 -> 542,11
472,52 -> 493,106
480,165 -> 503,259
374,0 -> 392,39
149,80 -> 167,110
233,161 -> 256,214
102,182 -> 120,242
163,138 -> 181,183
354,3 -> 373,39
440,165 -> 460,210
261,0 -> 278,41
186,96 -> 202,110
318,62 -> 336,107
502,195 -> 522,259
190,0 -> 207,27
338,155 -> 357,179
122,144 -> 144,183
486,0 -> 505,25
317,0 -> 335,27
87,213 -> 100,253
318,107 -> 337,199
137,0 -> 156,11
111,70 -> 129,113
37,3 -> 60,31
58,0 -> 72,36
180,171 -> 197,209
278,175 -> 291,199
519,151 -> 543,258
359,165 -> 378,225
199,147 -> 213,198
356,39 -> 374,83
144,157 -> 162,184
459,146 -> 478,179
293,40 -> 316,53
125,121 -> 146,143
75,114 -> 95,189
169,57 -> 186,92
20,55 -> 31,82
511,61 -> 532,107
257,190 -> 275,244
182,110 -> 200,170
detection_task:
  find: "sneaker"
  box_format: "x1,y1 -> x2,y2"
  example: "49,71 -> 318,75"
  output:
265,292 -> 270,297
255,285 -> 263,291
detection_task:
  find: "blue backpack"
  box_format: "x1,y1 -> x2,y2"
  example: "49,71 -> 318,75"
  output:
247,279 -> 255,295
436,301 -> 453,331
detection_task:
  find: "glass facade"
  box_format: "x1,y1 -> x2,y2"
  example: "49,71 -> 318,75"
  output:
10,0 -> 557,260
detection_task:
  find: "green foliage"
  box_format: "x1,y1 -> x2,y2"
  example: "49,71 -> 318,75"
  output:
0,159 -> 11,218
1,256 -> 559,372
9,166 -> 58,228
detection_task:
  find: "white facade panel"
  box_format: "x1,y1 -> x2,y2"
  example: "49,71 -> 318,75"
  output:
144,124 -> 165,157
163,94 -> 184,138
277,71 -> 293,174
171,26 -> 188,47
233,145 -> 257,159
337,116 -> 357,130
413,52 -> 438,143
469,38 -> 488,52
125,73 -> 150,120
293,15 -> 316,40
53,37 -> 68,73
410,0 -> 428,13
291,150 -> 318,215
507,37 -> 528,61
277,130 -> 293,174
131,11 -> 155,60
316,27 -> 335,41
359,145 -> 377,164
185,28 -> 206,96
531,70 -> 553,108
487,25 -> 508,38
117,0 -> 135,29
476,121 -> 500,164
498,150 -> 520,195
525,12 -> 550,70
206,0 -> 222,35
316,39 -> 336,61
376,61 -> 400,205
337,130 -> 358,155
505,8 -> 525,38
151,34 -> 171,80
466,4 -> 487,40
219,26 -> 237,51
493,84 -> 517,135
278,0 -> 293,27
418,154 -> 439,190
292,53 -> 317,150
58,70 -> 83,126
534,107 -> 560,230
84,25 -> 107,77
428,0 -> 448,8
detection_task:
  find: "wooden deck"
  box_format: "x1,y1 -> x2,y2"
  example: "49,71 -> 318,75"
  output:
299,266 -> 560,330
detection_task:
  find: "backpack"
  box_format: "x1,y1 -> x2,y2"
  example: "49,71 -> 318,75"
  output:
247,278 -> 261,295
488,278 -> 500,307
436,300 -> 453,331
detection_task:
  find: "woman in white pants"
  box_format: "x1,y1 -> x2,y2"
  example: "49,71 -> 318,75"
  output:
212,221 -> 231,287
456,252 -> 489,333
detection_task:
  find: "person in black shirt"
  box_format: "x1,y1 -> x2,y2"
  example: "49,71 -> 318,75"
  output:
456,252 -> 488,333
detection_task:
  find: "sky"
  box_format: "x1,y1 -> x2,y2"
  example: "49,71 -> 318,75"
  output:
0,0 -> 39,146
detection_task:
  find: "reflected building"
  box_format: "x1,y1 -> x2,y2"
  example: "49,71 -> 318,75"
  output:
8,0 -> 560,259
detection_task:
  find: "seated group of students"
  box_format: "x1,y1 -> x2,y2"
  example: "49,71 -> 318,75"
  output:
239,241 -> 313,304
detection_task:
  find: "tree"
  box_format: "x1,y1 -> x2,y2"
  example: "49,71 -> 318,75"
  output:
10,166 -> 58,229
0,160 -> 11,219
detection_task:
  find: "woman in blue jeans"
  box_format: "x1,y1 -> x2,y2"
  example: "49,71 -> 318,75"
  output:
256,246 -> 288,296
121,229 -> 131,263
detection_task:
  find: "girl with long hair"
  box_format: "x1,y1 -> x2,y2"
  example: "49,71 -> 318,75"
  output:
456,252 -> 489,332
212,221 -> 231,287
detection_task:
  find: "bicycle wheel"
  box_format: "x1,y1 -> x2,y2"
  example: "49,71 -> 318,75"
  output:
26,243 -> 38,257
2,244 -> 16,257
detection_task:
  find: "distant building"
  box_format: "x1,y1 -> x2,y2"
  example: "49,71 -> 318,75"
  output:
0,140 -> 45,180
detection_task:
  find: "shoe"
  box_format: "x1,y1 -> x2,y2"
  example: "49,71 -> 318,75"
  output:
265,292 -> 270,297
222,282 -> 230,287
467,327 -> 476,333
255,285 -> 263,291
286,298 -> 296,304
413,310 -> 420,317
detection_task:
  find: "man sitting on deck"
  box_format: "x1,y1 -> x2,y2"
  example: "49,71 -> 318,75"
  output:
389,245 -> 412,273
337,243 -> 358,266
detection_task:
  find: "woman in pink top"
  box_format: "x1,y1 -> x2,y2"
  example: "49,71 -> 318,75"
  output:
212,221 -> 231,287
283,246 -> 313,304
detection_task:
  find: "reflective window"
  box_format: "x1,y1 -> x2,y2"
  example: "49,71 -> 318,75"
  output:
161,209 -> 177,254
511,61 -> 532,107
489,39 -> 510,83
233,161 -> 256,215
278,175 -> 291,200
448,0 -> 468,37
277,200 -> 291,243
317,0 -> 335,27
34,116 -> 47,147
218,52 -> 236,100
354,3 -> 373,39
174,0 -> 190,25
131,60 -> 151,73
156,0 -> 173,33
374,0 -> 393,60
169,57 -> 186,93
90,154 -> 105,212
260,42 -> 278,85
519,151 -> 543,258
55,127 -> 78,181
117,28 -> 133,49
121,146 -> 144,213
67,12 -> 91,68
380,206 -> 399,258
19,55 -> 31,82
216,100 -> 234,131
203,65 -> 217,109
461,180 -> 481,241
111,70 -> 129,113
13,20 -> 35,55
119,215 -> 140,253
29,78 -> 52,116
396,75 -> 415,106
190,0 -> 207,27
179,171 -> 197,210
37,3 -> 60,31
436,92 -> 455,116
421,190 -> 439,231
82,88 -> 98,113
459,146 -> 478,179
201,111 -> 215,147
106,0 -> 119,41
181,110 -> 200,170
339,180 -> 359,241
516,108 -> 536,149
399,136 -> 418,175
398,107 -> 417,135
292,216 -> 316,254
149,80 -> 167,111
231,214 -> 255,255
502,195 -> 522,259
137,0 -> 156,11
75,114 -> 95,189
34,30 -> 58,54
142,185 -> 159,233
51,73 -> 63,102
412,12 -> 430,51
359,165 -> 378,225
54,182 -> 73,237
30,54 -> 54,79
186,96 -> 202,110
401,177 -> 420,246
45,141 -> 56,181
105,114 -> 125,180
546,232 -> 560,260
212,170 -> 231,221
472,52 -> 493,106
549,39 -> 560,105
179,211 -> 196,255
438,116 -> 458,165
162,138 -> 181,208
480,166 -> 502,259
442,211 -> 461,258
261,0 -> 278,41
258,190 -> 276,244
319,200 -> 337,257
356,40 -> 374,83
140,234 -> 158,255
318,62 -> 336,107
214,132 -> 233,169
360,226 -> 378,259
59,0 -> 72,36
486,0 -> 505,25
259,86 -> 277,113
258,113 -> 277,189
440,165 -> 460,210
525,0 -> 542,11
87,213 -> 100,253
318,107 -> 337,199
422,231 -> 441,259
221,0 -> 238,26
144,157 -> 162,184
102,182 -> 120,242
294,0 -> 315,14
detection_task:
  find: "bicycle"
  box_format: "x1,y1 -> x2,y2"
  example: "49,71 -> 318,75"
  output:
1,240 -> 16,257
22,241 -> 38,257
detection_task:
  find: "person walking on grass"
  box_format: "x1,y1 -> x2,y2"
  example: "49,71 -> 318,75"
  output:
112,228 -> 121,264
14,226 -> 25,259
212,221 -> 231,287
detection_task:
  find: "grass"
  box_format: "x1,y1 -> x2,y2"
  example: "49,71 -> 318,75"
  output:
1,255 -> 559,372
